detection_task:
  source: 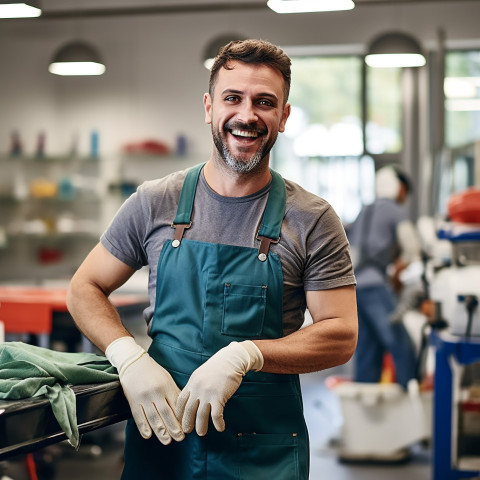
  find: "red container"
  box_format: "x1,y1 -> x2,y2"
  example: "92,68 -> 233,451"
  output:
448,188 -> 480,223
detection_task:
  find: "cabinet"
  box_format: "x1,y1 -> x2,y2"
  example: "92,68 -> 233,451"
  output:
430,331 -> 480,480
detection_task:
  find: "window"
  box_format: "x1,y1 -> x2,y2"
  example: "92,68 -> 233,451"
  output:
366,67 -> 402,154
445,50 -> 480,149
272,55 -> 403,223
430,50 -> 480,216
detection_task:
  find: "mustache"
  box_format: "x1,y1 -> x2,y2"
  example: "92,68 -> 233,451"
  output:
224,121 -> 267,135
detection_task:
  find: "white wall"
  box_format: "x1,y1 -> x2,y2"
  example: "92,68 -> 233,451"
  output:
2,1 -> 480,158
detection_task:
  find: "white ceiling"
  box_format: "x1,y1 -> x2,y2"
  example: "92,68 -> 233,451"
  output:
35,0 -> 480,19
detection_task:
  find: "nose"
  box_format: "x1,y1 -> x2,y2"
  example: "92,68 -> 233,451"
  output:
237,100 -> 258,124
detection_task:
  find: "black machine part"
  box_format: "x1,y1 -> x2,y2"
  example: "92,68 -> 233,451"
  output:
0,380 -> 130,460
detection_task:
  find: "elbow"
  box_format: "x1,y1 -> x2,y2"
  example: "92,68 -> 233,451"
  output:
307,320 -> 358,372
65,271 -> 92,315
332,321 -> 358,367
340,337 -> 357,365
344,320 -> 358,362
65,275 -> 79,315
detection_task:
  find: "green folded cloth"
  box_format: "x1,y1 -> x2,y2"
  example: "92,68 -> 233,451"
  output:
0,341 -> 119,448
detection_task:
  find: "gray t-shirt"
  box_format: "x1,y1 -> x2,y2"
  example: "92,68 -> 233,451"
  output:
347,197 -> 408,288
101,167 -> 355,335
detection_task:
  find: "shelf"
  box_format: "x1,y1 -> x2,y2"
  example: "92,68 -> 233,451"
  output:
5,232 -> 99,240
0,195 -> 102,204
458,457 -> 480,470
121,152 -> 202,159
0,154 -> 99,164
430,331 -> 480,364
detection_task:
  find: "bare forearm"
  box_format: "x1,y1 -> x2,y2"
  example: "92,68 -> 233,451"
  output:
66,243 -> 137,353
253,317 -> 357,374
67,278 -> 131,352
253,286 -> 358,374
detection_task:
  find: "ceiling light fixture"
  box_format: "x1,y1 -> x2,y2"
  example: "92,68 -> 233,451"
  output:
203,34 -> 246,70
48,41 -> 106,76
267,0 -> 354,14
365,31 -> 426,68
0,0 -> 41,18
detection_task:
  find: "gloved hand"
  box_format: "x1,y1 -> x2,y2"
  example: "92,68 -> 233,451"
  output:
106,336 -> 185,445
176,340 -> 263,436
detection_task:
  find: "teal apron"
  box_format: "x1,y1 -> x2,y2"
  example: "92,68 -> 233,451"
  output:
122,164 -> 309,480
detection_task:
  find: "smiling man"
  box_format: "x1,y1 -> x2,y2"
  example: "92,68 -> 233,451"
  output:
67,39 -> 357,480
206,57 -> 289,179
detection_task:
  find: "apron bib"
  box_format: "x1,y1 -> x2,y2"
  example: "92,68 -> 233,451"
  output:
122,164 -> 309,480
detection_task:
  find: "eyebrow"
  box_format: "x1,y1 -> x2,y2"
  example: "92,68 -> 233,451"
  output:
221,88 -> 279,101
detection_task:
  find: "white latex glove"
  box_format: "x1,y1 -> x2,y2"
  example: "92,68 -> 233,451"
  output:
106,336 -> 185,445
176,340 -> 263,436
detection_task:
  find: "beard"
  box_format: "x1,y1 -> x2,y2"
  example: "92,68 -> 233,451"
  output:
211,122 -> 277,174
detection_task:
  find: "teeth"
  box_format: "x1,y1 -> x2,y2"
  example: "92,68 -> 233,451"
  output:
231,129 -> 259,138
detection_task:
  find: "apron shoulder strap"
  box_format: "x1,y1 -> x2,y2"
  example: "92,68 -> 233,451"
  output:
256,169 -> 286,262
173,163 -> 204,225
171,164 -> 287,256
258,169 -> 286,240
171,163 -> 204,246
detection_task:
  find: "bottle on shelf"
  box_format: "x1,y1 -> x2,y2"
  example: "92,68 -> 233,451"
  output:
10,130 -> 23,157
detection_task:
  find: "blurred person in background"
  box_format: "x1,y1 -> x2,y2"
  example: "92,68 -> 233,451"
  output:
347,165 -> 421,388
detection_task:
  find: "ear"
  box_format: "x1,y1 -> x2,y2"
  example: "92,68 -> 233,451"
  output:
278,103 -> 291,133
204,93 -> 212,125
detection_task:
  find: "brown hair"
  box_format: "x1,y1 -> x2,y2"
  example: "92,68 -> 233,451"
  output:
209,39 -> 291,104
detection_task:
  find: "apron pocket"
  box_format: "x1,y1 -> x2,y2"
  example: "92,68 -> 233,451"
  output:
222,283 -> 267,337
236,432 -> 300,480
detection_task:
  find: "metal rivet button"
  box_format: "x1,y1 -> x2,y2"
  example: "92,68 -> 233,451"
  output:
258,253 -> 267,262
172,239 -> 180,248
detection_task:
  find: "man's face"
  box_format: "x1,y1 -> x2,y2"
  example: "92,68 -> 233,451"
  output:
204,61 -> 290,174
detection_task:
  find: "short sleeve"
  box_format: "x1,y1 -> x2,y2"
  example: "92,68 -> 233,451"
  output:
100,188 -> 150,270
303,205 -> 356,291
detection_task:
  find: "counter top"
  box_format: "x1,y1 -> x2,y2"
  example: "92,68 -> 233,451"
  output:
0,285 -> 148,311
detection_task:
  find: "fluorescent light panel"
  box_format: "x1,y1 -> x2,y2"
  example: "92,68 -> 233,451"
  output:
365,53 -> 426,68
49,41 -> 106,76
48,62 -> 106,76
0,2 -> 41,18
267,0 -> 354,13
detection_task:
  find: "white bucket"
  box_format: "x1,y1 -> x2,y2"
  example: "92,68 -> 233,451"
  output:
332,380 -> 432,458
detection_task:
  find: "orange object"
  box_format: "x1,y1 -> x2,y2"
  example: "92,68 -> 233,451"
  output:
0,286 -> 148,338
380,353 -> 396,384
123,139 -> 170,155
448,187 -> 480,223
0,301 -> 51,336
324,375 -> 351,390
29,178 -> 58,198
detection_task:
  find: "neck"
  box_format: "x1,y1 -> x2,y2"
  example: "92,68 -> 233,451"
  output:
203,155 -> 272,197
